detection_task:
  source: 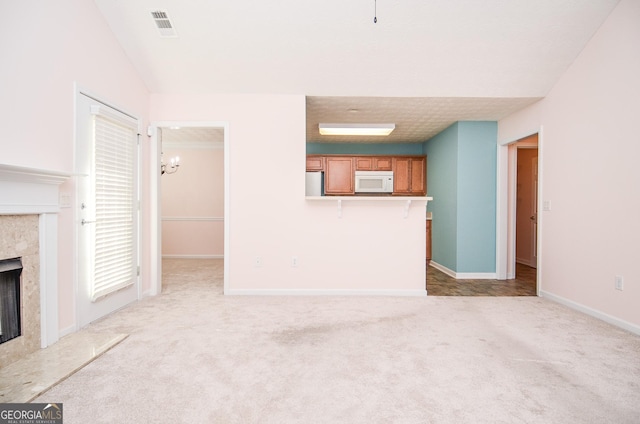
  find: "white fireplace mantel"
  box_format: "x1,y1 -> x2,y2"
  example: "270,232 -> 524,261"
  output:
0,163 -> 72,348
0,163 -> 71,215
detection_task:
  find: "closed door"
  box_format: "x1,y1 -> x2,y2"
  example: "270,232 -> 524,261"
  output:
75,92 -> 139,327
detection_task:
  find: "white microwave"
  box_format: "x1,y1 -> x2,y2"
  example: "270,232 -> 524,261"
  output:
355,171 -> 394,193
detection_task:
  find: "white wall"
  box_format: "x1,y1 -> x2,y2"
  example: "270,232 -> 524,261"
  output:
0,0 -> 150,332
499,0 -> 640,330
161,146 -> 224,258
151,94 -> 427,294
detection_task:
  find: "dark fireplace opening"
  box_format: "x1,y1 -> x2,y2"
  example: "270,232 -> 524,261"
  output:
0,257 -> 22,345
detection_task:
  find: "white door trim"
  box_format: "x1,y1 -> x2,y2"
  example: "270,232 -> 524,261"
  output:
496,127 -> 543,295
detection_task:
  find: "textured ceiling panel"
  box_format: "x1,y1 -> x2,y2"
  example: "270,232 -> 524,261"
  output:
160,127 -> 224,144
306,97 -> 541,143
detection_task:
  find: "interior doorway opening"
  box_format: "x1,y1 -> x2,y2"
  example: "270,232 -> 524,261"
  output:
150,122 -> 229,296
506,133 -> 539,292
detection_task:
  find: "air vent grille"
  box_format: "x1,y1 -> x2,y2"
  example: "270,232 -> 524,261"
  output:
151,10 -> 177,38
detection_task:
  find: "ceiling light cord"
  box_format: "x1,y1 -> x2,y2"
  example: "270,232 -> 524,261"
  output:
374,0 -> 377,23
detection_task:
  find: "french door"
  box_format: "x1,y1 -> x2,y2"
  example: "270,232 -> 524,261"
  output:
76,92 -> 139,328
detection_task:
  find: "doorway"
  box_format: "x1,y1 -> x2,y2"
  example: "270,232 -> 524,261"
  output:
150,122 -> 229,296
501,133 -> 540,292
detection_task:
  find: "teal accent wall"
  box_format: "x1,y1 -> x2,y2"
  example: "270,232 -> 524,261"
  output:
423,121 -> 497,274
306,143 -> 424,155
423,123 -> 459,271
456,122 -> 497,273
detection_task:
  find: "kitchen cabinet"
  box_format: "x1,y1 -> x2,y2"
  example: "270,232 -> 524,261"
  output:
355,156 -> 392,171
324,157 -> 354,194
392,157 -> 426,195
306,155 -> 324,171
426,219 -> 432,264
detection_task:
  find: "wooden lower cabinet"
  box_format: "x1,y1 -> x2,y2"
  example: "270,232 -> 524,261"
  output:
426,219 -> 432,263
324,157 -> 354,194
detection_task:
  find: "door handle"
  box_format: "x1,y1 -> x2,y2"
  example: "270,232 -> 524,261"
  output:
81,219 -> 96,225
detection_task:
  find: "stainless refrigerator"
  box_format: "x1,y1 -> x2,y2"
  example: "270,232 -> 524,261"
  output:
305,172 -> 323,196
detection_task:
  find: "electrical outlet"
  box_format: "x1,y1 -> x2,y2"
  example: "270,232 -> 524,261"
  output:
254,256 -> 262,267
615,275 -> 624,291
543,200 -> 551,211
291,256 -> 299,268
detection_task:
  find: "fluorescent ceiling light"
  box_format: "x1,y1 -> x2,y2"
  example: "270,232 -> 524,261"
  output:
319,123 -> 395,136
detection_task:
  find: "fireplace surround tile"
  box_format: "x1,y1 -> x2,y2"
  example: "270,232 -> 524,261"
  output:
0,215 -> 41,367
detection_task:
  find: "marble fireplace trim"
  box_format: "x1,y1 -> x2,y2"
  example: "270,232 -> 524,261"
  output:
0,164 -> 71,349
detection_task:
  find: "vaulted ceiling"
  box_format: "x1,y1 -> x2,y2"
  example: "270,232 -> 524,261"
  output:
96,0 -> 620,143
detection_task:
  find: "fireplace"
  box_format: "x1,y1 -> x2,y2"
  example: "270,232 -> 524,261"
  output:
0,257 -> 23,344
0,164 -> 69,367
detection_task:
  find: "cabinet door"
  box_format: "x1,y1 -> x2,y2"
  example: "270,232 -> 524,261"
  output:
392,156 -> 426,195
373,157 -> 392,170
409,157 -> 426,195
306,155 -> 324,171
355,157 -> 373,171
392,157 -> 412,193
426,219 -> 432,261
325,157 -> 354,194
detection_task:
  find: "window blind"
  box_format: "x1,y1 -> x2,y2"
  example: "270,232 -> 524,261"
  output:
90,114 -> 136,301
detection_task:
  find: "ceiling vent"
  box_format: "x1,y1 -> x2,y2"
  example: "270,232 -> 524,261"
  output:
151,10 -> 177,38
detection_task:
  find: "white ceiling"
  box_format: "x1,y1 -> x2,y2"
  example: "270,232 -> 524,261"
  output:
96,0 -> 620,143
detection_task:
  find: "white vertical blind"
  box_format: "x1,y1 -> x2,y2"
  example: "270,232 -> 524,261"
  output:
90,114 -> 136,301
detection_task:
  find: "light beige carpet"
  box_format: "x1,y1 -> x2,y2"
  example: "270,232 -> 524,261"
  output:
35,259 -> 640,423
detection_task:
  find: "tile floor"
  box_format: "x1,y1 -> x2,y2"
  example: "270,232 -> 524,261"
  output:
426,263 -> 537,296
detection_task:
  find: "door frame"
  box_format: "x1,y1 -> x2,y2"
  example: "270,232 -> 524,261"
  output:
496,128 -> 543,295
149,121 -> 230,296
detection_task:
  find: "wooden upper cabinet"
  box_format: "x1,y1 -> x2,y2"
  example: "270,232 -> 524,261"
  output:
355,156 -> 392,171
306,155 -> 324,171
410,157 -> 426,194
392,156 -> 426,195
324,157 -> 354,195
355,157 -> 373,170
373,157 -> 392,170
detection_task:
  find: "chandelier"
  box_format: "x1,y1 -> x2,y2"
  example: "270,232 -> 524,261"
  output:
161,155 -> 180,175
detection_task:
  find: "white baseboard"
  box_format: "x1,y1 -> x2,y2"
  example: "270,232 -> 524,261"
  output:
225,289 -> 427,297
540,290 -> 640,336
162,254 -> 224,259
429,261 -> 497,280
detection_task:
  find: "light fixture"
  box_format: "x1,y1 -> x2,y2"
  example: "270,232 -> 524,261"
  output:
161,155 -> 180,175
319,123 -> 395,136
